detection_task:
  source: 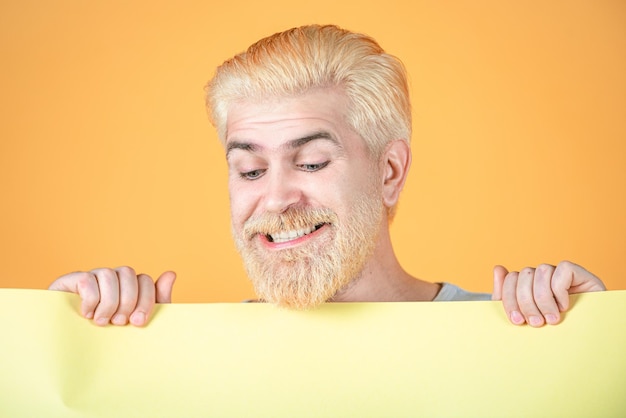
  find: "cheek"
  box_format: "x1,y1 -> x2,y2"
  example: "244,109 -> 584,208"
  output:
305,169 -> 368,210
228,184 -> 252,228
340,176 -> 383,215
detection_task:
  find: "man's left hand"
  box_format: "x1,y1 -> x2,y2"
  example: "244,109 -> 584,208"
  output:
492,261 -> 606,327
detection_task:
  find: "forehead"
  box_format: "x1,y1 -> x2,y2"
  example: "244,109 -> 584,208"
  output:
225,88 -> 352,146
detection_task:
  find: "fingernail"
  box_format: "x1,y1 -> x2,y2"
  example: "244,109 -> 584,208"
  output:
529,316 -> 543,327
112,314 -> 127,325
95,317 -> 109,326
510,310 -> 525,325
130,312 -> 145,326
545,314 -> 559,325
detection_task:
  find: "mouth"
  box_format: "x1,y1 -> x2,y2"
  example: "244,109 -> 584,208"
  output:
266,223 -> 326,243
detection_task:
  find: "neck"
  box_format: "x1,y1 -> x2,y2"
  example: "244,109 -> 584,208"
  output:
329,225 -> 440,303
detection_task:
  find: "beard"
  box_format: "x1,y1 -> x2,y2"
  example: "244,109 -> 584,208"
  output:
233,193 -> 384,310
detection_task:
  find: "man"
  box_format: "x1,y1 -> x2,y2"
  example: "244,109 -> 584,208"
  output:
48,25 -> 606,328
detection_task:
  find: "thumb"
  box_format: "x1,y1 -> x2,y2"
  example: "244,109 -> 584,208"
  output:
155,271 -> 176,303
492,265 -> 508,301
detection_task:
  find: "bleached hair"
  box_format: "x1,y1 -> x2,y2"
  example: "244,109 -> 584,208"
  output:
205,24 -> 411,156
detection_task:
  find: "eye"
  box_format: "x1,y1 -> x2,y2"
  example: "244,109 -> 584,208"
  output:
239,169 -> 265,180
298,161 -> 330,172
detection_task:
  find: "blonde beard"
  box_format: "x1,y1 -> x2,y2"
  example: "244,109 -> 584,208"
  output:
233,195 -> 384,309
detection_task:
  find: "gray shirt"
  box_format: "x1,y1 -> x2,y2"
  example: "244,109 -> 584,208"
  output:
434,282 -> 492,301
245,282 -> 492,303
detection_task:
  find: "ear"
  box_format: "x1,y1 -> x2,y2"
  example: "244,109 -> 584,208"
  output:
381,139 -> 412,208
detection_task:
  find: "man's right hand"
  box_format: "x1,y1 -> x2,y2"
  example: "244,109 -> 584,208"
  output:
48,267 -> 176,327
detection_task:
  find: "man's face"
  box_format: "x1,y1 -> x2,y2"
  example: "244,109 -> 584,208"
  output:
225,88 -> 386,309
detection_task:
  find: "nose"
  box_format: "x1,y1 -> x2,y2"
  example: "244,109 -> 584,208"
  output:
262,168 -> 303,213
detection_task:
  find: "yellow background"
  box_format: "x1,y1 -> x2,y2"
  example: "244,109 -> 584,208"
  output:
0,1 -> 624,302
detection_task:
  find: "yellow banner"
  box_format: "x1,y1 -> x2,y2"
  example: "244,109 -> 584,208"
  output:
1,289 -> 625,417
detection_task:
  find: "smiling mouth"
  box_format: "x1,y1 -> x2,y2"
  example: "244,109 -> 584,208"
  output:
266,223 -> 326,243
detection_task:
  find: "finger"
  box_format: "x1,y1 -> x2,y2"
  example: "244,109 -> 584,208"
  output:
532,264 -> 561,325
110,266 -> 139,326
501,271 -> 525,325
49,272 -> 101,319
491,265 -> 508,301
155,271 -> 176,303
129,274 -> 156,326
551,260 -> 606,312
90,268 -> 121,326
516,267 -> 545,327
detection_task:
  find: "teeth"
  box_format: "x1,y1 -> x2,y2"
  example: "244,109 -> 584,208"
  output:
269,225 -> 318,243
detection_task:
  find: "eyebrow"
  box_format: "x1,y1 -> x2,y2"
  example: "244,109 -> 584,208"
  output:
226,131 -> 341,157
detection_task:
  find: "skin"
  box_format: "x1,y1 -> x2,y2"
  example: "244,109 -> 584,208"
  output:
48,88 -> 606,326
225,88 -> 437,306
492,262 -> 605,326
49,267 -> 176,326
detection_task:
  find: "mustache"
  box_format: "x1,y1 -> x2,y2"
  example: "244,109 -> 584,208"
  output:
242,207 -> 338,240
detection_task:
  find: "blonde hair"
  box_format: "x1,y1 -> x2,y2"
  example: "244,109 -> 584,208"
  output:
205,24 -> 411,156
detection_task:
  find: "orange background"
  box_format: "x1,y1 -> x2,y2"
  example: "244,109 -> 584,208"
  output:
1,1 -> 624,302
